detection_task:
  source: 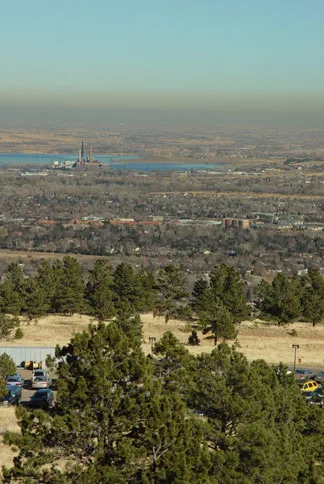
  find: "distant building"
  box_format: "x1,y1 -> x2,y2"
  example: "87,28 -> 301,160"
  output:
222,218 -> 251,229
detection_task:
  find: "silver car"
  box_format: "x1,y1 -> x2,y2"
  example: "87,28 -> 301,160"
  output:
31,375 -> 51,389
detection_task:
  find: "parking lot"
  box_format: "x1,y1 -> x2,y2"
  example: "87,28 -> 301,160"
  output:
17,369 -> 56,406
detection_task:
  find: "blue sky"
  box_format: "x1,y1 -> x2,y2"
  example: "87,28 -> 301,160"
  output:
1,0 -> 324,107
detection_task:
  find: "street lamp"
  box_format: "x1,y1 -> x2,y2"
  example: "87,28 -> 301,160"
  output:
292,344 -> 300,372
149,337 -> 156,355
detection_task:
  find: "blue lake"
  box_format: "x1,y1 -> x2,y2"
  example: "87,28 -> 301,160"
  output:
0,153 -> 223,172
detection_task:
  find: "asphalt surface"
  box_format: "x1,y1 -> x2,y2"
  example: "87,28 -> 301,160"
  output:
17,369 -> 56,406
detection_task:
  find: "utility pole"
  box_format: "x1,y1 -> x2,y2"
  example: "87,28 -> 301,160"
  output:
292,344 -> 300,372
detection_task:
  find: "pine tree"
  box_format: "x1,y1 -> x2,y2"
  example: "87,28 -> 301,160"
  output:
0,313 -> 20,340
155,264 -> 187,320
35,260 -> 59,313
85,260 -> 116,320
53,257 -> 85,314
191,344 -> 312,482
199,303 -> 238,345
188,329 -> 200,346
301,269 -> 324,326
190,278 -> 211,313
209,264 -> 250,322
113,263 -> 138,314
23,278 -> 48,321
3,322 -> 152,482
256,273 -> 301,324
0,353 -> 16,398
135,268 -> 156,312
0,263 -> 26,315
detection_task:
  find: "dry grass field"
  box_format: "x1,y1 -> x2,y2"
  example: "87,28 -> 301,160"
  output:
0,407 -> 20,474
0,313 -> 323,368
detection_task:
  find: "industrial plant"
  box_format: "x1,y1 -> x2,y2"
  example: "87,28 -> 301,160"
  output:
53,141 -> 100,170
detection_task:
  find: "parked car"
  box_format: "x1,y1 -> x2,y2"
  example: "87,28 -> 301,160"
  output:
313,370 -> 324,384
308,393 -> 324,407
32,375 -> 51,389
0,385 -> 22,406
300,380 -> 319,394
29,389 -> 54,409
5,373 -> 23,387
295,369 -> 314,381
32,369 -> 48,380
31,369 -> 49,387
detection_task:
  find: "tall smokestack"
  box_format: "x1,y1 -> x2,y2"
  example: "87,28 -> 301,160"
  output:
89,145 -> 93,164
78,148 -> 81,164
81,140 -> 84,164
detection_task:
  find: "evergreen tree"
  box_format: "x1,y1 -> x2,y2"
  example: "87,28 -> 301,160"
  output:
188,329 -> 200,346
155,264 -> 187,321
0,313 -> 20,340
53,257 -> 85,314
23,278 -> 48,321
256,273 -> 302,324
135,268 -> 156,312
153,331 -> 197,396
0,263 -> 26,315
85,260 -> 116,320
199,303 -> 238,345
4,322 -> 151,482
301,268 -> 324,326
191,345 -> 313,482
0,353 -> 16,399
135,381 -> 211,483
35,260 -> 59,313
0,352 -> 16,378
190,278 -> 211,313
113,263 -> 139,314
4,325 -> 324,482
115,313 -> 143,344
209,264 -> 250,322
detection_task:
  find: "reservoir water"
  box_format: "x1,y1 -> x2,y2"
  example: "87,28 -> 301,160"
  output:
0,153 -> 223,172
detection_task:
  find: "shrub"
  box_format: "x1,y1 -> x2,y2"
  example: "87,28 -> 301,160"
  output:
14,328 -> 24,340
188,330 -> 200,346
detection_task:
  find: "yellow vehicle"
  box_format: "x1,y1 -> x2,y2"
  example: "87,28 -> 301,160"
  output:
300,381 -> 319,393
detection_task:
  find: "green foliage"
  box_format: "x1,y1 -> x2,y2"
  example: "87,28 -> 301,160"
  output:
190,346 -> 314,482
209,264 -> 250,322
14,327 -> 24,340
0,351 -> 17,401
256,273 -> 302,324
190,278 -> 211,313
0,353 -> 16,378
85,260 -> 116,320
0,313 -> 20,341
199,303 -> 238,345
288,328 -> 298,337
0,263 -> 26,315
36,259 -> 59,312
3,324 -> 324,483
112,263 -> 155,315
53,257 -> 85,314
188,329 -> 200,346
155,264 -> 188,320
301,268 -> 324,326
23,278 -> 48,321
115,313 -> 143,344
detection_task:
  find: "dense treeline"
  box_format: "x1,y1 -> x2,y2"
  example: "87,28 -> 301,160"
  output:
256,269 -> 324,326
0,259 -> 323,342
3,319 -> 324,482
